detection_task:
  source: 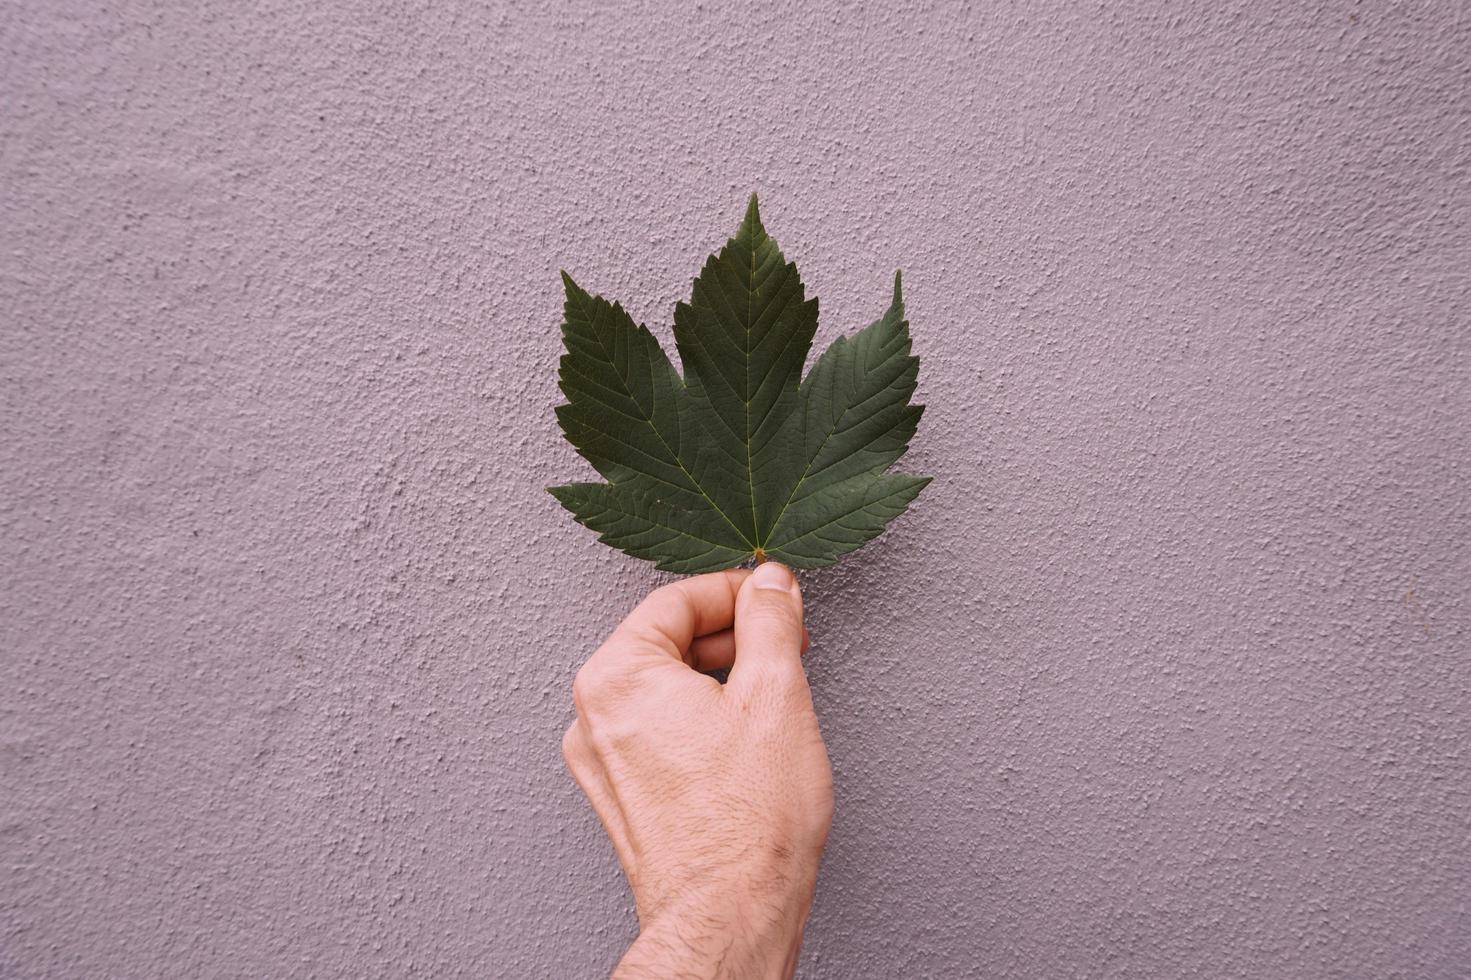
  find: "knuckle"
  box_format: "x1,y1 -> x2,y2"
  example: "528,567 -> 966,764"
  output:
560,724 -> 582,766
567,653 -> 626,697
570,665 -> 601,712
572,657 -> 647,721
585,716 -> 640,758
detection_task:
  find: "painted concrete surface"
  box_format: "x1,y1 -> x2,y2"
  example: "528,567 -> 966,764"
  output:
3,1 -> 1468,977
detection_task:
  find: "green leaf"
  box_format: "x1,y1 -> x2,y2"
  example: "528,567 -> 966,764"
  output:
548,483 -> 751,574
550,195 -> 930,572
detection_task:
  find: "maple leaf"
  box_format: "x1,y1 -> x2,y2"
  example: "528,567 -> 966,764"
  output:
549,196 -> 929,573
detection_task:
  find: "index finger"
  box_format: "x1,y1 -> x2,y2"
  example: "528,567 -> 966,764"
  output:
608,568 -> 751,663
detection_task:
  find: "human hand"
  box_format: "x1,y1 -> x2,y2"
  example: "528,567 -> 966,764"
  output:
563,562 -> 834,979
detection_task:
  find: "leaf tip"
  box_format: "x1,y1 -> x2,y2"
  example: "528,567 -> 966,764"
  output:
893,269 -> 903,304
739,192 -> 764,239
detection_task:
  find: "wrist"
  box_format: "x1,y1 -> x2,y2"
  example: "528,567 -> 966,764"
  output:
617,875 -> 816,980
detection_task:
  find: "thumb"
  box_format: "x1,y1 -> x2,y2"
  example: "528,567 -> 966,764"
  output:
729,561 -> 806,687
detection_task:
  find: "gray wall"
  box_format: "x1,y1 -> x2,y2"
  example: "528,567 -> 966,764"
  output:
3,1 -> 1468,977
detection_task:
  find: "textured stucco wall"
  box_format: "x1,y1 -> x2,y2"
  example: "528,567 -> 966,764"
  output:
3,1 -> 1469,977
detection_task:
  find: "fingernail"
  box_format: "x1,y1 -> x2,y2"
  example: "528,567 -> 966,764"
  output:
751,561 -> 794,592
